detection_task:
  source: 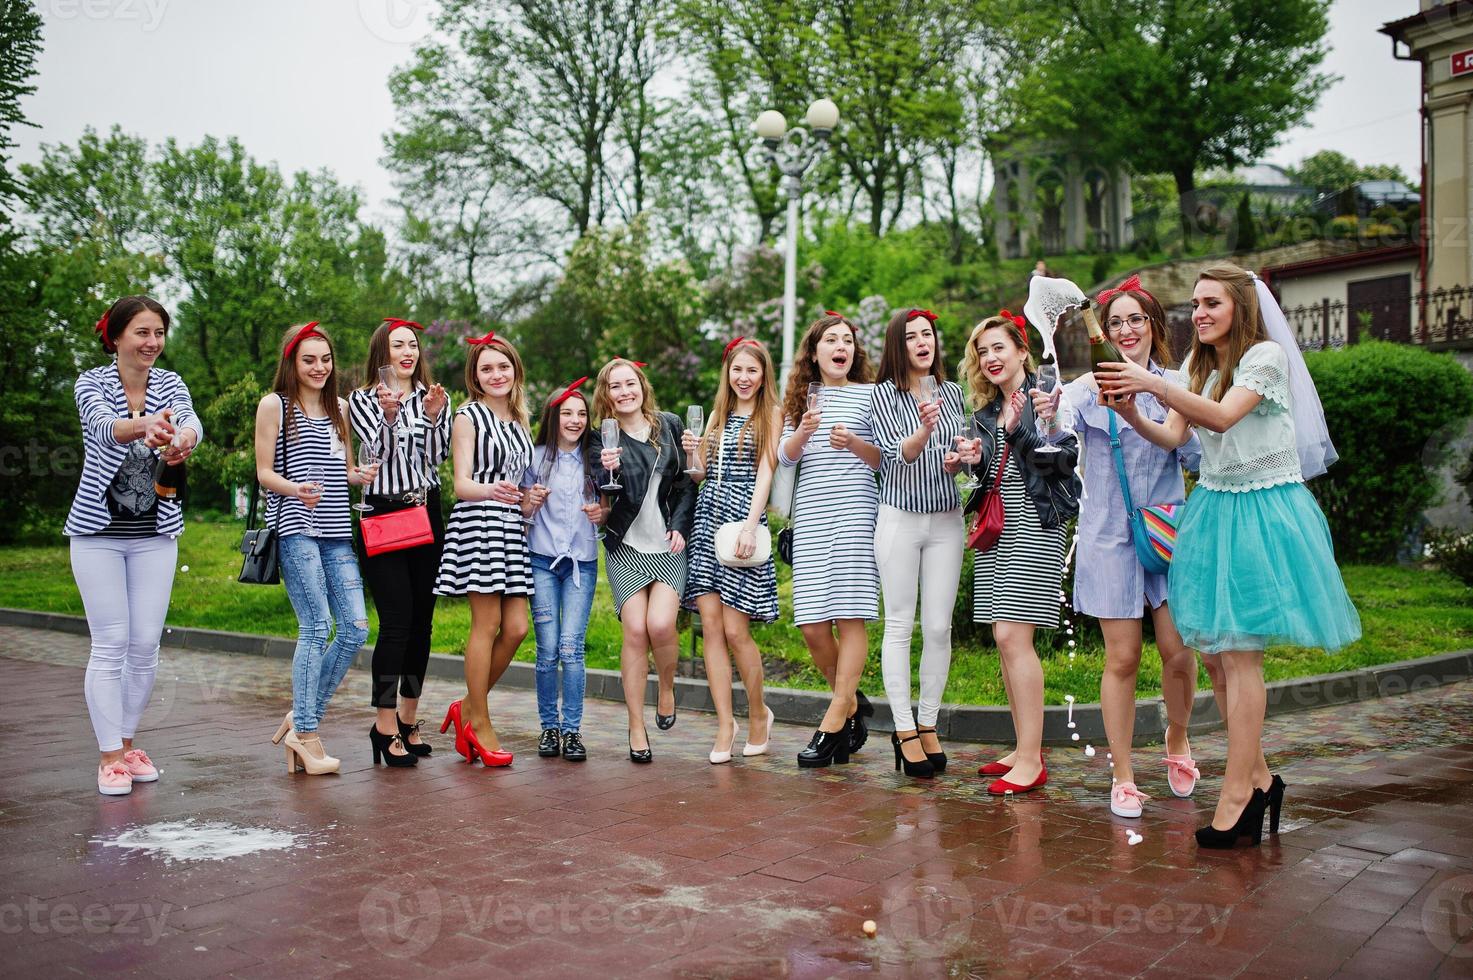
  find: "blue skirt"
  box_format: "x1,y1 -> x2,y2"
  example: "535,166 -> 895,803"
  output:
1168,482 -> 1361,655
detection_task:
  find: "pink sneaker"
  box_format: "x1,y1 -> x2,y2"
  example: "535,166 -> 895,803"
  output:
1164,753 -> 1200,798
1110,781 -> 1149,818
98,762 -> 133,796
121,749 -> 158,782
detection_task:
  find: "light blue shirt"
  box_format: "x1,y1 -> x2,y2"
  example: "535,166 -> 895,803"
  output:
523,444 -> 598,582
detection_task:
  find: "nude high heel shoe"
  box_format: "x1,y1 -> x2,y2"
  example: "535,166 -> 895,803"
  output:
743,705 -> 774,757
284,731 -> 341,775
271,710 -> 293,745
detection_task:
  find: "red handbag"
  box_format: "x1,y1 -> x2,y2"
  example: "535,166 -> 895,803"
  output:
360,502 -> 434,556
966,443 -> 1009,553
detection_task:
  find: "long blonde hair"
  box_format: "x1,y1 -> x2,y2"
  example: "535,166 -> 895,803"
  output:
961,315 -> 1035,408
702,339 -> 779,470
1188,263 -> 1269,402
464,338 -> 529,427
593,358 -> 663,451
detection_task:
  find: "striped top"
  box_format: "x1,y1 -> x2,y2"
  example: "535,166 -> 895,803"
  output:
870,379 -> 966,513
456,401 -> 534,518
263,397 -> 353,539
65,364 -> 203,538
348,385 -> 451,496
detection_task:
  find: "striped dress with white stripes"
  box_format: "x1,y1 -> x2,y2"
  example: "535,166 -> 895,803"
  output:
971,425 -> 1066,628
779,382 -> 880,624
434,401 -> 534,596
347,385 -> 451,496
264,400 -> 353,540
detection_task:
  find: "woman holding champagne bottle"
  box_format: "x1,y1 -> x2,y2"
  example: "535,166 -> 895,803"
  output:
255,322 -> 380,776
68,296 -> 203,795
593,357 -> 696,763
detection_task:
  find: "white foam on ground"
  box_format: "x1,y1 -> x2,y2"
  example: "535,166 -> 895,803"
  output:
94,820 -> 304,863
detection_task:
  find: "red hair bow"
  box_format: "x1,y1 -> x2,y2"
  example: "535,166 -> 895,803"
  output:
824,310 -> 845,318
1096,274 -> 1154,307
723,336 -> 758,359
94,313 -> 113,352
905,309 -> 938,323
612,356 -> 648,368
550,376 -> 588,408
283,321 -> 325,359
382,317 -> 424,332
466,330 -> 498,345
997,310 -> 1030,349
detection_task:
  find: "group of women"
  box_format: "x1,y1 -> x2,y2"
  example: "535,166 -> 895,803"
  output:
68,260 -> 1362,850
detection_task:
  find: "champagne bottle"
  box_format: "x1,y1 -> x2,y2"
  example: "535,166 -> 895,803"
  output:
153,432 -> 185,500
1080,300 -> 1124,405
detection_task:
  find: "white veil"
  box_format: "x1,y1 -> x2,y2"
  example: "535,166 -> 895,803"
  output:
1251,274 -> 1338,480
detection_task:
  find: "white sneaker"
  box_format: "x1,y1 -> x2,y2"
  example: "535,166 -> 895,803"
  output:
98,762 -> 133,796
1110,780 -> 1148,818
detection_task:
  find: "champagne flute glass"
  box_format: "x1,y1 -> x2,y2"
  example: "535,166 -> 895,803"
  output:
304,465 -> 325,536
917,374 -> 940,453
585,476 -> 606,542
504,448 -> 533,525
600,418 -> 622,491
959,415 -> 983,491
806,382 -> 825,415
685,405 -> 704,474
352,446 -> 380,512
1034,360 -> 1062,454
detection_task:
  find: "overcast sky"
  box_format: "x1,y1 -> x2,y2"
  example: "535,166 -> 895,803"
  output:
13,0 -> 1423,228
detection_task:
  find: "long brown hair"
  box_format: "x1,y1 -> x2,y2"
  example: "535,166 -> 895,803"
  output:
1188,263 -> 1268,402
781,314 -> 874,426
273,323 -> 349,445
361,320 -> 433,392
1099,289 -> 1174,369
875,309 -> 947,392
593,358 -> 663,451
464,338 -> 529,427
961,315 -> 1035,408
701,339 -> 779,470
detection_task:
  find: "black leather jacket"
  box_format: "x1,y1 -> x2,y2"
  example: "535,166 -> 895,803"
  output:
964,375 -> 1081,529
595,412 -> 696,550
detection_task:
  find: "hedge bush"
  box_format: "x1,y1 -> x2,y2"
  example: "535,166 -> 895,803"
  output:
1306,341 -> 1473,562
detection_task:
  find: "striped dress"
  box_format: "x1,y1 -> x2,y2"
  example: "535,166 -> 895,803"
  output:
682,413 -> 779,622
779,383 -> 880,624
434,402 -> 534,596
972,425 -> 1066,628
264,401 -> 353,540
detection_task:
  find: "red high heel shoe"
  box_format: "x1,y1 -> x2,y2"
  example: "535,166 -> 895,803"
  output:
459,720 -> 513,767
440,699 -> 464,737
987,761 -> 1048,796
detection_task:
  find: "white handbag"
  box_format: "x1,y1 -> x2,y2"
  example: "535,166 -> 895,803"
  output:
768,459 -> 797,518
708,422 -> 773,567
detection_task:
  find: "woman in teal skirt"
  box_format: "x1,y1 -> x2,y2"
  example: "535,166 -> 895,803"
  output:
1097,262 -> 1360,850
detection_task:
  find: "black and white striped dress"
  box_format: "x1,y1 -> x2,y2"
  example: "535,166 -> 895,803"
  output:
264,403 -> 353,540
348,385 -> 451,495
434,402 -> 534,596
682,414 -> 778,622
972,426 -> 1066,628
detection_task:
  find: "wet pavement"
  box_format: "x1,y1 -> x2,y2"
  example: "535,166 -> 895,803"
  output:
1,623 -> 1471,978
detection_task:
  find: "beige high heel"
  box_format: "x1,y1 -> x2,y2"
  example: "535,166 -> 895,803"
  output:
271,711 -> 293,745
283,731 -> 340,775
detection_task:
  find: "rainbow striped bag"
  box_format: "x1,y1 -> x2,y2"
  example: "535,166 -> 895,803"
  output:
1107,411 -> 1181,577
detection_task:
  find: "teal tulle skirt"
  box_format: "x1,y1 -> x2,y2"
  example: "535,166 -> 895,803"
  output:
1168,482 -> 1361,655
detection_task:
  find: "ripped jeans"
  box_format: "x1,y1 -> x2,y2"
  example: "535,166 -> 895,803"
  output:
279,534 -> 369,734
530,552 -> 597,732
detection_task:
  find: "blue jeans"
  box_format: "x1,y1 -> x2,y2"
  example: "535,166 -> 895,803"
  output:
530,553 -> 596,731
279,534 -> 369,734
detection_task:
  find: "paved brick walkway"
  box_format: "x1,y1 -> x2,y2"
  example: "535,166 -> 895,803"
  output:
1,624 -> 1471,978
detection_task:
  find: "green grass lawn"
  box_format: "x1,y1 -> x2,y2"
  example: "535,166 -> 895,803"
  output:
4,518 -> 1469,706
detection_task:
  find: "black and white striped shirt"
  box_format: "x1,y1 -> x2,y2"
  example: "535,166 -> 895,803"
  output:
870,379 -> 965,513
264,398 -> 353,539
348,386 -> 451,497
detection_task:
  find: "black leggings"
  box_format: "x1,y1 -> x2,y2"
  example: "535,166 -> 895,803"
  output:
360,488 -> 444,709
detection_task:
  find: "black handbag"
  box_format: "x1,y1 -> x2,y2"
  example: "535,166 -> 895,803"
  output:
775,459 -> 800,565
238,398 -> 286,585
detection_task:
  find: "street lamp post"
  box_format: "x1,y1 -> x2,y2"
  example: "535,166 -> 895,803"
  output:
754,98 -> 839,389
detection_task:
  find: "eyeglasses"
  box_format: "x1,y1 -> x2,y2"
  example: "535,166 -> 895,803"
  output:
1106,313 -> 1150,333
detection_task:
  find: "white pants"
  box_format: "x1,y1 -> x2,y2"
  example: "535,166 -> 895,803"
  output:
70,535 -> 177,752
874,505 -> 964,728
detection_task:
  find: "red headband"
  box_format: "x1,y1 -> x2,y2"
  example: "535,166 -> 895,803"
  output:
95,313 -> 114,353
723,336 -> 760,359
549,376 -> 588,408
383,317 -> 423,332
824,310 -> 845,318
466,330 -> 498,345
997,310 -> 1030,350
611,356 -> 648,368
283,321 -> 325,360
905,309 -> 938,324
1096,274 -> 1154,308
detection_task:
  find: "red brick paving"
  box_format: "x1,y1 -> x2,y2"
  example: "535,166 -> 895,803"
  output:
1,625 -> 1472,977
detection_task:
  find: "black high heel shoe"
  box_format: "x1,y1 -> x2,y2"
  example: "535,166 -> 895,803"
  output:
847,713 -> 869,755
655,692 -> 677,731
891,732 -> 936,779
370,725 -> 419,767
797,728 -> 850,768
855,689 -> 875,718
1195,788 -> 1269,849
396,714 -> 432,757
1267,774 -> 1286,835
915,726 -> 947,774
628,728 -> 653,764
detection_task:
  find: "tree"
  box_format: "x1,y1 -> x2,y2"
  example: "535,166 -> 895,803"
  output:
1290,150 -> 1411,192
1006,0 -> 1334,235
0,0 -> 42,219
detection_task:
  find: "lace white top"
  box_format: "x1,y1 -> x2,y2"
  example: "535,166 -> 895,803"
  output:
1184,341 -> 1302,492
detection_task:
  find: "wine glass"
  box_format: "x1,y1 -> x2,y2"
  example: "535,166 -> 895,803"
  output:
352,445 -> 380,512
1034,361 -> 1062,454
959,415 -> 983,491
600,418 -> 622,491
505,448 -> 534,525
585,476 -> 606,542
806,382 -> 825,415
304,465 -> 326,536
917,374 -> 940,453
685,405 -> 704,474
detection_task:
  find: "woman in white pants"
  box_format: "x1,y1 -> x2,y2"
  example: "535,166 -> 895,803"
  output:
66,296 -> 202,796
870,309 -> 969,780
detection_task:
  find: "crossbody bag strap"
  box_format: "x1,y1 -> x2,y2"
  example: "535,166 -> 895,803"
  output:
270,394 -> 289,530
1106,409 -> 1137,515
